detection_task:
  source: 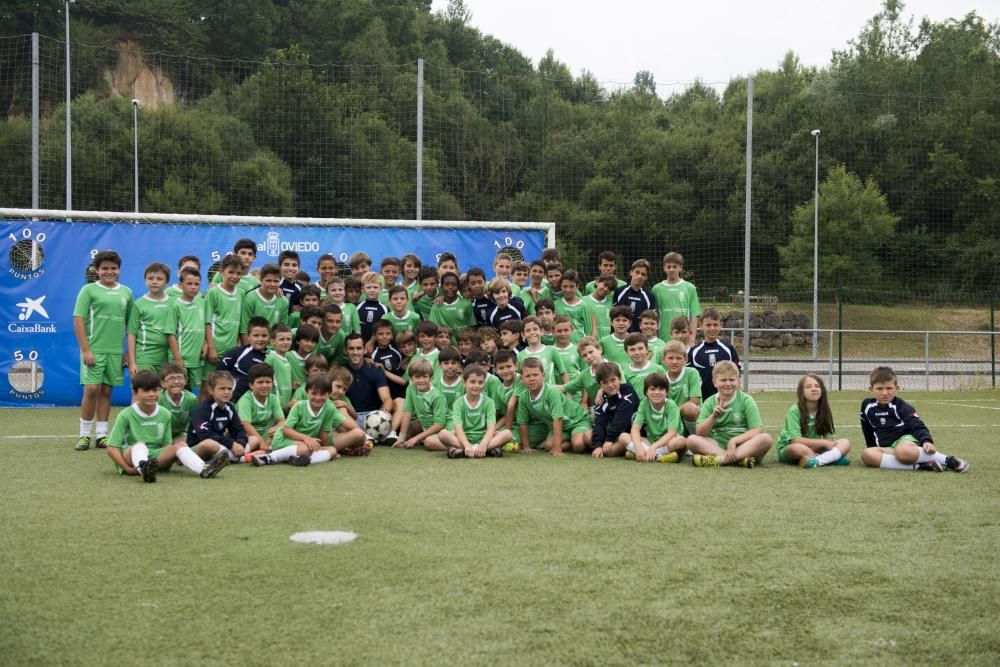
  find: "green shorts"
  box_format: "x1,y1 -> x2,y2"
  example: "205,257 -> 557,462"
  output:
522,418 -> 590,447
890,435 -> 919,449
113,445 -> 168,475
184,362 -> 204,392
134,350 -> 168,373
776,443 -> 792,464
81,353 -> 124,386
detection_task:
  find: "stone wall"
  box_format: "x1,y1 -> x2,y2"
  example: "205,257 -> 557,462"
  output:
719,310 -> 812,350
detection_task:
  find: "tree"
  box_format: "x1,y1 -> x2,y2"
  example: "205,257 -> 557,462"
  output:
779,165 -> 899,292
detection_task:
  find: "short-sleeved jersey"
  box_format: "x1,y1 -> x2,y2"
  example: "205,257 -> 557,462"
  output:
599,334 -> 630,368
287,350 -> 307,389
381,310 -> 422,337
581,294 -> 612,338
265,351 -> 293,407
485,375 -> 521,418
408,348 -> 440,377
624,361 -> 665,390
315,329 -> 346,364
433,375 -> 465,412
411,292 -> 436,321
127,295 -> 178,355
236,390 -> 284,434
517,345 -> 567,384
157,389 -> 199,438
357,300 -> 390,341
205,284 -> 243,352
212,271 -> 259,295
174,297 -> 208,364
634,396 -> 682,443
554,297 -> 590,335
646,337 -> 666,365
337,302 -> 361,336
777,403 -> 835,450
73,282 -> 134,354
516,383 -> 588,427
403,384 -> 448,427
553,344 -> 585,379
272,398 -> 344,449
563,364 -> 611,404
652,280 -> 701,339
451,394 -> 496,441
240,289 -> 289,333
429,298 -> 476,340
108,403 -> 172,451
665,366 -> 702,405
696,391 -> 763,442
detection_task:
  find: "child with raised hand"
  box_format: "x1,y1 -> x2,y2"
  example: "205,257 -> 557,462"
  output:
186,371 -> 255,467
397,359 -> 449,451
687,361 -> 772,468
107,370 -> 228,482
256,373 -> 368,466
127,261 -> 181,375
74,250 -> 132,451
441,364 -> 512,458
859,366 -> 969,473
517,357 -> 592,456
235,363 -> 284,459
660,340 -> 701,433
589,362 -> 637,459
776,374 -> 851,468
157,363 -> 199,446
623,373 -> 687,463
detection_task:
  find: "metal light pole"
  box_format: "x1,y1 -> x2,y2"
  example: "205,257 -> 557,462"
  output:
65,0 -> 74,212
132,99 -> 140,213
811,129 -> 821,359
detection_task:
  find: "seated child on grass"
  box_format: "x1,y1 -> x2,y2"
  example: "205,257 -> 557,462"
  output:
686,361 -> 772,468
187,370 -> 261,465
589,362 -> 638,459
859,366 -> 969,473
776,374 -> 851,468
235,363 -> 285,459
397,359 -> 449,451
516,357 -> 592,456
439,364 -> 513,458
623,373 -> 687,463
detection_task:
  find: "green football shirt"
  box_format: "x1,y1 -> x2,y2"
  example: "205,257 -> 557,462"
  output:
646,337 -> 666,365
212,271 -> 259,295
652,280 -> 701,340
381,310 -> 422,337
584,277 -> 626,295
288,351 -> 308,390
516,383 -> 588,428
205,284 -> 243,353
430,298 -> 476,341
554,297 -> 590,336
451,394 -> 497,442
623,361 -> 665,391
581,294 -> 612,338
553,343 -> 585,379
403,384 -> 448,428
236,390 -> 284,434
73,282 -> 134,354
272,399 -> 344,449
484,374 -> 521,419
174,297 -> 208,367
599,334 -> 630,368
108,403 -> 173,450
433,375 -> 466,414
239,290 -> 289,333
517,345 -> 567,384
157,389 -> 199,438
634,396 -> 682,443
127,295 -> 178,357
776,403 -> 835,450
697,391 -> 764,442
265,351 -> 293,407
666,366 -> 702,405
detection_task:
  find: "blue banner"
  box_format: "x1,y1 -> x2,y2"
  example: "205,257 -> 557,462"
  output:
0,219 -> 545,407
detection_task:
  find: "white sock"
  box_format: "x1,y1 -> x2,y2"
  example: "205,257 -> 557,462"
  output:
269,446 -> 297,463
95,421 -> 109,437
175,446 -> 205,474
79,419 -> 93,437
227,449 -> 241,463
917,450 -> 948,466
130,443 -> 150,468
309,450 -> 332,464
654,446 -> 670,457
816,448 -> 842,466
880,454 -> 915,471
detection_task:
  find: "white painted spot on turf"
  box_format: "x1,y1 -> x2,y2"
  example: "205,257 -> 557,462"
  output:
289,531 -> 357,546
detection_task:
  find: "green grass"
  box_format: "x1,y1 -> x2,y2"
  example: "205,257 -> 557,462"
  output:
4,394 -> 1000,665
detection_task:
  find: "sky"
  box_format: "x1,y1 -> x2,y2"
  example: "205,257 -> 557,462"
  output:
430,0 -> 1000,94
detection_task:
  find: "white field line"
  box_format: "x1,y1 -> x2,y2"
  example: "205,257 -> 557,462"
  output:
926,402 -> 1000,411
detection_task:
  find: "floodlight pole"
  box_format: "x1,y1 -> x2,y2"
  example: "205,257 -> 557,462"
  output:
133,99 -> 140,213
65,0 -> 74,212
811,129 -> 821,359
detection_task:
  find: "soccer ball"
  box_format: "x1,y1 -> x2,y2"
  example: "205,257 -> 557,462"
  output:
363,410 -> 393,441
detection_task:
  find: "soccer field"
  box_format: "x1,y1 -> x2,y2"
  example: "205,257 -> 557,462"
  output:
3,392 -> 999,665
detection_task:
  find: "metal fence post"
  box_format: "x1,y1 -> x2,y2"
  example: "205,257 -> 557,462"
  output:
31,33 -> 39,209
742,76 -> 753,391
924,331 -> 930,391
416,58 -> 424,222
837,288 -> 843,391
991,289 -> 996,389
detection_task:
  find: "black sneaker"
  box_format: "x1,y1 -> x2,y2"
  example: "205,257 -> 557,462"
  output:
289,454 -> 311,467
94,436 -> 109,449
382,431 -> 399,447
200,449 -> 230,478
447,447 -> 464,459
945,456 -> 970,473
917,461 -> 944,472
485,448 -> 503,458
251,454 -> 272,467
138,458 -> 159,483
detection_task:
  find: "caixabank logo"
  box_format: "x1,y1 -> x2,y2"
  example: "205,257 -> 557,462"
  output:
9,295 -> 56,334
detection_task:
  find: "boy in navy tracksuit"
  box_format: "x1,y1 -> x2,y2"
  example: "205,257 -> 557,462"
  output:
217,316 -> 270,401
590,362 -> 640,459
188,370 -> 261,464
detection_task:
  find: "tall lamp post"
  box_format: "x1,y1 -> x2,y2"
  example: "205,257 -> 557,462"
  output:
65,0 -> 74,212
132,99 -> 140,213
811,129 -> 821,359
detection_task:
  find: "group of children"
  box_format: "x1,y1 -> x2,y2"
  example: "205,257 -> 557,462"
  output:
72,241 -> 970,481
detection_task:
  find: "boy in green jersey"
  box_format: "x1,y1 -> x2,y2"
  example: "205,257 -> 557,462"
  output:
652,252 -> 701,345
288,355 -> 329,409
400,253 -> 423,298
266,324 -> 294,410
324,277 -> 360,339
599,306 -> 633,368
487,349 -> 522,441
552,316 -> 585,380
236,363 -> 285,455
687,361 -> 772,467
554,270 -> 589,335
239,264 -> 289,343
430,272 -> 475,342
582,275 -> 615,339
440,364 -> 512,458
165,255 -> 200,300
623,373 -> 686,463
172,267 -> 208,390
211,238 -> 260,295
411,268 -> 440,321
74,250 -> 133,451
433,347 -> 465,411
622,333 -> 664,389
535,299 -> 556,344
517,316 -> 568,384
254,374 -> 367,466
560,336 -> 613,411
316,305 -> 346,365
397,359 -> 449,451
107,370 -> 227,481
639,310 -> 666,364
517,357 -> 592,456
203,255 -> 244,387
669,316 -> 692,349
661,340 -> 701,432
583,251 -> 626,295
524,260 -> 548,304
157,363 -> 199,445
289,324 -> 319,393
289,285 -> 321,328
127,262 -> 181,375
382,285 -> 422,337
409,321 -> 441,377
